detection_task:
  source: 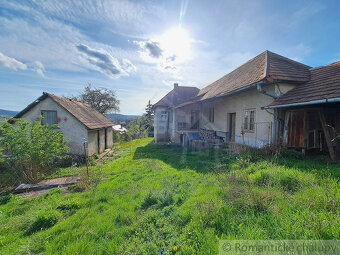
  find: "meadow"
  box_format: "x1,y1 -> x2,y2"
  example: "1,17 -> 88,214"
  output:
0,138 -> 339,254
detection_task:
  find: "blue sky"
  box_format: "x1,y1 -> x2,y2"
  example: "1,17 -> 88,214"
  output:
0,0 -> 339,114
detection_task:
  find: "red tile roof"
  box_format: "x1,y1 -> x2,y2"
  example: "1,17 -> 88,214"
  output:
198,50 -> 311,100
268,61 -> 340,107
15,93 -> 114,129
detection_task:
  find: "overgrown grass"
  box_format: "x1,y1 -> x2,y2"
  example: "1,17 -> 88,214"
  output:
0,138 -> 339,254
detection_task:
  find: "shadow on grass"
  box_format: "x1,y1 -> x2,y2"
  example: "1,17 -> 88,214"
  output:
272,156 -> 340,179
133,142 -> 226,174
133,141 -> 340,178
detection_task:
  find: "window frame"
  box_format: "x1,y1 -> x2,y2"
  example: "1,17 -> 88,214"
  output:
160,111 -> 168,121
243,109 -> 256,132
41,110 -> 58,126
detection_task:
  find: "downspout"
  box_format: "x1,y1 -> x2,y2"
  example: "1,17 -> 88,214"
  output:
257,81 -> 279,145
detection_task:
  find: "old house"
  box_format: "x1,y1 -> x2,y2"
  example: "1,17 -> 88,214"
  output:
153,50 -> 340,160
14,92 -> 114,156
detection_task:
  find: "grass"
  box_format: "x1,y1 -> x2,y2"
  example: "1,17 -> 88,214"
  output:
0,138 -> 339,254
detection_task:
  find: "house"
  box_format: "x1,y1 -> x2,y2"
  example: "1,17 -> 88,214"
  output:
113,124 -> 128,134
14,92 -> 114,156
153,50 -> 340,160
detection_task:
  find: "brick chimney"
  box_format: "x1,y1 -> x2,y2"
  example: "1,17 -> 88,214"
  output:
174,83 -> 179,91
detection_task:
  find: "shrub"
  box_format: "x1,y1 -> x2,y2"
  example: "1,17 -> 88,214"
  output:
27,211 -> 59,234
68,183 -> 86,193
159,190 -> 174,208
0,194 -> 11,205
56,201 -> 80,211
141,191 -> 158,209
249,168 -> 306,192
0,118 -> 69,183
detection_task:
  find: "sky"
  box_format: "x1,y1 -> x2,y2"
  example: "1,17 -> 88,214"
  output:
0,0 -> 340,115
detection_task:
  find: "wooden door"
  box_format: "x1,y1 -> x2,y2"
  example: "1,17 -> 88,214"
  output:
229,113 -> 236,142
190,111 -> 199,130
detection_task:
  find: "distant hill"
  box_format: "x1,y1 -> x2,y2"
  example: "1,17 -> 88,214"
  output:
0,109 -> 137,124
0,109 -> 18,117
106,113 -> 139,124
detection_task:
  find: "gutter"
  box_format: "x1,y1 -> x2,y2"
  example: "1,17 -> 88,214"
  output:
265,97 -> 340,109
256,82 -> 278,99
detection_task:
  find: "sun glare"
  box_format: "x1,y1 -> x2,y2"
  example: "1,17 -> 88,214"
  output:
158,27 -> 192,62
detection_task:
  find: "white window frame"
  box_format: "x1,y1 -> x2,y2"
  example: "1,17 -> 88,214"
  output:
243,109 -> 255,132
160,111 -> 168,121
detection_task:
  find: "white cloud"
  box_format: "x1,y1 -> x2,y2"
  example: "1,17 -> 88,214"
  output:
76,44 -> 136,79
0,52 -> 27,70
31,61 -> 45,77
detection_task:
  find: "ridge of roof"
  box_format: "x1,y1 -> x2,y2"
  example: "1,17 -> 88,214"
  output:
268,60 -> 340,107
153,85 -> 199,108
310,61 -> 340,70
15,92 -> 114,130
197,50 -> 311,101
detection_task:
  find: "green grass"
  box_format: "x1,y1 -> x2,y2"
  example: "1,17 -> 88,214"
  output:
0,138 -> 339,254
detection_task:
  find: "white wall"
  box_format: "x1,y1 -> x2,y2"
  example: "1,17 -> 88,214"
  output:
21,97 -> 88,155
200,84 -> 295,148
154,107 -> 169,143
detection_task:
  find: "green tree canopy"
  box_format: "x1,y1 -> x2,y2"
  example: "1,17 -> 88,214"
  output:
71,85 -> 120,114
0,118 -> 69,182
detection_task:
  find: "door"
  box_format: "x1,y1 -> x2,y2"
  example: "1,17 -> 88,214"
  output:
104,128 -> 108,149
190,111 -> 199,129
229,113 -> 236,142
97,130 -> 100,153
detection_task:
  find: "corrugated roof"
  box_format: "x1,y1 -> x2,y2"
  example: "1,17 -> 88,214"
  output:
268,61 -> 340,107
198,50 -> 311,100
15,92 -> 114,130
153,86 -> 200,108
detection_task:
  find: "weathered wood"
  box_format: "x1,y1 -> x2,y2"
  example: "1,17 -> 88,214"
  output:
283,111 -> 290,145
13,177 -> 80,194
318,110 -> 336,161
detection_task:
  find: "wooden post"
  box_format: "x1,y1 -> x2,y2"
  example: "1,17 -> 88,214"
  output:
318,110 -> 336,161
83,141 -> 89,177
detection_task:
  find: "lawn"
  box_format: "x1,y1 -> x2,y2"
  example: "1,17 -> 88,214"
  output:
0,138 -> 339,254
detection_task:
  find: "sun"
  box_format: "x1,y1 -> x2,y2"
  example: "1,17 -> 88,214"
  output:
158,27 -> 192,62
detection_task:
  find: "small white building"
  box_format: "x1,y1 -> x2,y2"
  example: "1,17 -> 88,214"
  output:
15,92 -> 114,156
113,124 -> 128,134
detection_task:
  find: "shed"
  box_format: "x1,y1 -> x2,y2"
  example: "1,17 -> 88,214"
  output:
14,92 -> 114,156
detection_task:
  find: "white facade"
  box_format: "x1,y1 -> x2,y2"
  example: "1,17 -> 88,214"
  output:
20,97 -> 113,155
154,83 -> 296,148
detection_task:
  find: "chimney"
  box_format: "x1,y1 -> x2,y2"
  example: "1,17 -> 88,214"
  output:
174,83 -> 179,90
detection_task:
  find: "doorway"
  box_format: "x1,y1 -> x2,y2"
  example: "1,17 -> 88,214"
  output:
229,113 -> 236,142
190,110 -> 199,129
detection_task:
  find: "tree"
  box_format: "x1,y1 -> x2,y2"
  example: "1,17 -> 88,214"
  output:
145,100 -> 154,122
127,115 -> 151,139
71,85 -> 119,114
0,118 -> 69,182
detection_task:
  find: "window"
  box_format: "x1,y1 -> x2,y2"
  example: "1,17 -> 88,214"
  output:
209,107 -> 214,123
160,111 -> 168,121
243,109 -> 255,132
41,110 -> 57,125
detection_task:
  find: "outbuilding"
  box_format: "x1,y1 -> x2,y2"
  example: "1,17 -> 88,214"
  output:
14,92 -> 114,156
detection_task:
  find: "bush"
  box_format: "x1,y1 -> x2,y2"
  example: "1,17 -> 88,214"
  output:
249,168 -> 306,192
27,211 -> 59,234
141,192 -> 158,209
56,201 -> 80,211
0,194 -> 11,205
0,118 -> 69,183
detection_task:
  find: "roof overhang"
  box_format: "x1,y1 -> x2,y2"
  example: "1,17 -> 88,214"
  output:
265,97 -> 340,109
